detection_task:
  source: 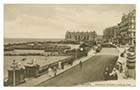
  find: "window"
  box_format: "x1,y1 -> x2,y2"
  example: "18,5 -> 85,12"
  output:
134,32 -> 135,37
131,25 -> 134,29
131,19 -> 135,23
131,33 -> 133,37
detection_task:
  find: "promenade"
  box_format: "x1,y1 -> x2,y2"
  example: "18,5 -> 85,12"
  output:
77,46 -> 135,86
38,48 -> 118,86
16,47 -> 127,86
19,49 -> 95,86
11,47 -> 131,86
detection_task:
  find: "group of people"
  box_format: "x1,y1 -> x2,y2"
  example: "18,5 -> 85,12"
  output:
48,66 -> 58,77
47,60 -> 83,77
104,65 -> 118,80
47,60 -> 65,77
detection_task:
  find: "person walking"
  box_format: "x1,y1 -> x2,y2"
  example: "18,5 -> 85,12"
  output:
53,66 -> 57,77
79,61 -> 83,69
104,71 -> 109,80
58,60 -> 62,69
109,69 -> 118,80
109,64 -> 113,73
61,62 -> 64,69
120,63 -> 123,73
104,67 -> 110,80
113,69 -> 118,80
48,67 -> 52,77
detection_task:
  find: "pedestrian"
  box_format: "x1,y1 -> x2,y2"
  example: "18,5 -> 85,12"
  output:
120,63 -> 123,73
120,52 -> 124,57
113,69 -> 118,80
104,71 -> 110,80
79,61 -> 82,69
109,71 -> 114,80
61,62 -> 64,69
109,69 -> 118,80
109,64 -> 113,73
104,67 -> 110,80
53,66 -> 57,77
58,60 -> 62,69
70,60 -> 73,66
48,67 -> 52,77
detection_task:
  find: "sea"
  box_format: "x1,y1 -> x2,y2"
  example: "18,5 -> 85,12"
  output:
4,38 -> 64,45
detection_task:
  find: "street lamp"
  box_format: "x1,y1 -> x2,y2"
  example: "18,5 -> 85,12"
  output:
80,48 -> 83,51
45,52 -> 47,60
11,60 -> 16,86
75,49 -> 77,60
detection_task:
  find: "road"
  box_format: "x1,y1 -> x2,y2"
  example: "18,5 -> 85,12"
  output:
38,48 -> 119,86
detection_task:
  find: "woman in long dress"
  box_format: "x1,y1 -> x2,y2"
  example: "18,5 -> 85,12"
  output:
48,67 -> 53,77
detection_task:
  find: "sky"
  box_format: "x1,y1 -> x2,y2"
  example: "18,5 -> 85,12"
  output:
4,4 -> 135,39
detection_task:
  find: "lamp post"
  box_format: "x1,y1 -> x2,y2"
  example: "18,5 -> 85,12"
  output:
45,52 -> 47,60
80,47 -> 84,56
80,48 -> 83,52
12,60 -> 16,86
75,47 -> 84,60
75,49 -> 77,60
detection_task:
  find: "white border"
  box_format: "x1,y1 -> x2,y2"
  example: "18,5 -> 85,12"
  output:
136,1 -> 140,90
0,0 -> 4,89
1,0 -> 139,90
2,0 -> 137,4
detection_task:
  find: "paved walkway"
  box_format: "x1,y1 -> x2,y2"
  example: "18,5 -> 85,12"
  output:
77,47 -> 135,86
78,79 -> 135,86
19,49 -> 95,86
39,55 -> 118,86
19,47 -> 131,86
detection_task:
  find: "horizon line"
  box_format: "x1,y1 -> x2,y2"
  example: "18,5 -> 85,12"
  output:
4,37 -> 65,39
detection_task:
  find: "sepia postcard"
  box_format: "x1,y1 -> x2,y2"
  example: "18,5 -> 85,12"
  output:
4,4 -> 136,87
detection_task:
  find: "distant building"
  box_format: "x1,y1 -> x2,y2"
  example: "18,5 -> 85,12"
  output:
95,35 -> 103,44
65,31 -> 97,42
103,26 -> 118,44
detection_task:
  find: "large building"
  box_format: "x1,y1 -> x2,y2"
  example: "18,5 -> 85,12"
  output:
65,31 -> 97,42
118,9 -> 136,45
103,9 -> 136,45
103,26 -> 118,44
